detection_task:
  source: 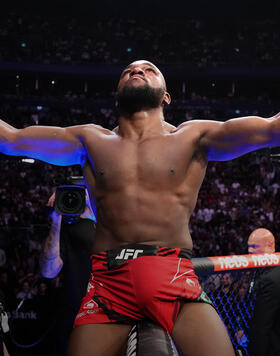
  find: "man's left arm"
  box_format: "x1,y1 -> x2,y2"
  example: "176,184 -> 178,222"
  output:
199,113 -> 280,161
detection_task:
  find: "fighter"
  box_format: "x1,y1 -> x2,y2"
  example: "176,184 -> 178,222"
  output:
0,59 -> 279,356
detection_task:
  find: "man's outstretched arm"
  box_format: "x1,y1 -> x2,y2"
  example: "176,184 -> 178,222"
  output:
197,113 -> 280,161
0,119 -> 86,166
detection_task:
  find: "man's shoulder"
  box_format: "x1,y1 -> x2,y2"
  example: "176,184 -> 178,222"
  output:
74,123 -> 114,138
170,120 -> 221,143
176,119 -> 222,132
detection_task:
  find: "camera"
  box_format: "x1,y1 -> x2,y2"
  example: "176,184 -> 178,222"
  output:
54,179 -> 86,216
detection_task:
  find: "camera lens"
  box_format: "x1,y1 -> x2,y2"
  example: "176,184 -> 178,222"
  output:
55,186 -> 86,215
59,191 -> 83,213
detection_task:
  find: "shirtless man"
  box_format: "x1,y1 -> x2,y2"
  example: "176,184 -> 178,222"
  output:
0,59 -> 279,356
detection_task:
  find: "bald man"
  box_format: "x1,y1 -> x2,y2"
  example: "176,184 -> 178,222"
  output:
247,228 -> 275,254
247,228 -> 280,356
1,59 -> 280,355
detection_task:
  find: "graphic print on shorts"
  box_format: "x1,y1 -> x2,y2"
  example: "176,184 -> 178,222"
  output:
169,258 -> 196,286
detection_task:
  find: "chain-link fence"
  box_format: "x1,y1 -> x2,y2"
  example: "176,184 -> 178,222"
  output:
193,254 -> 280,355
199,269 -> 260,355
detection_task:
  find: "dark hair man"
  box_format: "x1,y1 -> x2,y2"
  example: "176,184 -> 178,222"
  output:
1,59 -> 280,356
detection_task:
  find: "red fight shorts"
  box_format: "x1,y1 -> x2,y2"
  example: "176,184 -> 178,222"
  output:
74,244 -> 212,334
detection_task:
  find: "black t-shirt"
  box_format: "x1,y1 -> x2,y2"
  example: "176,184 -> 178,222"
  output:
59,218 -> 96,317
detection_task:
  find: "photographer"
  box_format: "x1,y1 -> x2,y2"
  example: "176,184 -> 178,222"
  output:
41,187 -> 96,355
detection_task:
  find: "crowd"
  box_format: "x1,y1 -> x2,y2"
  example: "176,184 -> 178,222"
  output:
0,13 -> 279,67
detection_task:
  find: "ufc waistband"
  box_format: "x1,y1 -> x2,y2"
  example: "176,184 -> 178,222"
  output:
91,243 -> 193,270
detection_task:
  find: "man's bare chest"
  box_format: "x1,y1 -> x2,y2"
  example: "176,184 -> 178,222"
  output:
88,136 -> 195,190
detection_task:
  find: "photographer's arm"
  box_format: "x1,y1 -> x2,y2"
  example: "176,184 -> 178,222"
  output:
40,194 -> 63,278
41,212 -> 63,278
0,119 -> 86,166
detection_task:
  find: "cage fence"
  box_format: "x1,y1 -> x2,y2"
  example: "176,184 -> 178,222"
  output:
193,253 -> 280,355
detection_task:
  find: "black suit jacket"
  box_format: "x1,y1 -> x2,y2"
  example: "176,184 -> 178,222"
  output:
248,266 -> 280,356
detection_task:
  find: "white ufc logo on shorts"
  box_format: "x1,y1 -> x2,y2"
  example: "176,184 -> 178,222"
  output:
83,300 -> 99,310
115,248 -> 144,260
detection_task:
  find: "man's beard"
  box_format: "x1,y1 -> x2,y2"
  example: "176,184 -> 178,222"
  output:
115,84 -> 165,117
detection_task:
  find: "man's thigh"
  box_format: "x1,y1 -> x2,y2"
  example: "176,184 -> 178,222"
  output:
171,302 -> 235,356
67,323 -> 132,356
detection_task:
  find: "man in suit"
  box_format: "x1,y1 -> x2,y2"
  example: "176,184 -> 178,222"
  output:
247,228 -> 280,356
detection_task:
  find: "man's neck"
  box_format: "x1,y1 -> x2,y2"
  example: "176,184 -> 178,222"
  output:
118,108 -> 167,140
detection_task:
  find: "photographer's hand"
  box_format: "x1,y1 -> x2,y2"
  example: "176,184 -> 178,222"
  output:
1,312 -> 9,333
47,192 -> 62,225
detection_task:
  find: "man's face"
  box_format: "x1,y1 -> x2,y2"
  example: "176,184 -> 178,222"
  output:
115,60 -> 170,116
117,60 -> 166,93
247,235 -> 266,254
221,273 -> 232,286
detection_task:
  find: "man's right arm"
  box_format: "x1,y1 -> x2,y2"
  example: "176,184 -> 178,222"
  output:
0,119 -> 87,166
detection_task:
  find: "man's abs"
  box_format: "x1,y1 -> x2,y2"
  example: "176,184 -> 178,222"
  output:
92,228 -> 194,253
91,190 -> 194,253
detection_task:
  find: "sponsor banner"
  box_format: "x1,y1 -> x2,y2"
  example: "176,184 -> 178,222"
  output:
208,253 -> 280,271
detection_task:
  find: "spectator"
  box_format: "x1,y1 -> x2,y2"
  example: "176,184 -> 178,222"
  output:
16,281 -> 34,300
